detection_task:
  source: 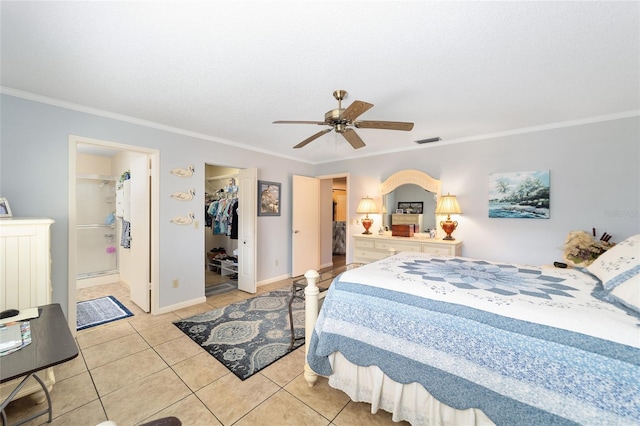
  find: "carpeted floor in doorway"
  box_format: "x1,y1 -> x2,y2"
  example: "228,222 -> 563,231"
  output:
173,289 -> 303,380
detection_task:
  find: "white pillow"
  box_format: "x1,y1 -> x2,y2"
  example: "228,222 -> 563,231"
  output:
587,234 -> 640,290
606,276 -> 640,314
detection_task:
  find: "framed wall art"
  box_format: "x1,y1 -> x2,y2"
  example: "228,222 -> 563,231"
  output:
0,197 -> 12,217
488,170 -> 550,219
397,201 -> 423,214
258,181 -> 281,216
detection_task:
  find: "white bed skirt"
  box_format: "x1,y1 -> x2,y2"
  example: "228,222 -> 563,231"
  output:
327,352 -> 495,426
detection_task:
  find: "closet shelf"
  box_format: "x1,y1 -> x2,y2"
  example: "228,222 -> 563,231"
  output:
77,174 -> 117,181
77,224 -> 116,229
206,173 -> 238,181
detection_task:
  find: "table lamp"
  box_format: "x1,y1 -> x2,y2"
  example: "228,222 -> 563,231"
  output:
435,193 -> 462,240
356,196 -> 378,235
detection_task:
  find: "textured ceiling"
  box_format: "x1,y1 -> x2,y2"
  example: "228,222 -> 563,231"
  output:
1,1 -> 638,164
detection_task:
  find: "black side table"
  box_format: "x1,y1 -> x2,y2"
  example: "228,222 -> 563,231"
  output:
287,264 -> 362,351
1,304 -> 79,426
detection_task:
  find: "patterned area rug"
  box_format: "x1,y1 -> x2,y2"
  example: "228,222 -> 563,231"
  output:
173,289 -> 303,380
76,295 -> 134,331
205,281 -> 238,297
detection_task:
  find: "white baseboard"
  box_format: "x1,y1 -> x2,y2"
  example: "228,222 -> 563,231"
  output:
77,273 -> 121,289
257,273 -> 290,287
155,296 -> 207,315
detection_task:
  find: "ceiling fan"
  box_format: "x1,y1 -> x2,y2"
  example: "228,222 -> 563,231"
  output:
273,90 -> 414,149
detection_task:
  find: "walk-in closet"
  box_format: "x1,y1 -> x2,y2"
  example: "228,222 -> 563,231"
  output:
204,165 -> 241,295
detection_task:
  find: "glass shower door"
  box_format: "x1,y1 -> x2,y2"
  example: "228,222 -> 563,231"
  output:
76,176 -> 118,279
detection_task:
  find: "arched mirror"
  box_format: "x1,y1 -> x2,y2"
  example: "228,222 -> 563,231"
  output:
380,170 -> 441,234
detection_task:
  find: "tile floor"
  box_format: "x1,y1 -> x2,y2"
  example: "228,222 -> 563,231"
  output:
4,265 -> 408,426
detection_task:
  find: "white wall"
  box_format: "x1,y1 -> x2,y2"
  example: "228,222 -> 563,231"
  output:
0,94 -> 314,316
2,93 -> 638,316
315,117 -> 640,265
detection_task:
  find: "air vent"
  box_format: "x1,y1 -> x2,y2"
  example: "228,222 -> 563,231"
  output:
415,137 -> 441,144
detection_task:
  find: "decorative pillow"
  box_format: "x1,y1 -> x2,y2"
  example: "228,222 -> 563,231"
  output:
605,276 -> 640,315
586,234 -> 640,290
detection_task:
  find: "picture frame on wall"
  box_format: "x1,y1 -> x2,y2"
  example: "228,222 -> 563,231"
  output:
0,197 -> 13,217
488,170 -> 550,219
258,181 -> 281,216
397,201 -> 423,214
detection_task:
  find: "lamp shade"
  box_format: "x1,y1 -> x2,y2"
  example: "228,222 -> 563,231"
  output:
435,193 -> 461,240
435,193 -> 462,215
356,197 -> 378,214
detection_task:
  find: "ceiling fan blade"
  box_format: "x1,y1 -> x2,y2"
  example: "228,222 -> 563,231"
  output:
355,120 -> 414,131
293,128 -> 333,149
273,120 -> 328,125
340,100 -> 374,122
341,128 -> 366,149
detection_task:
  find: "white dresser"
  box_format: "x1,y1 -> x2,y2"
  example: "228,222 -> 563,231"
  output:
0,217 -> 56,402
354,234 -> 462,264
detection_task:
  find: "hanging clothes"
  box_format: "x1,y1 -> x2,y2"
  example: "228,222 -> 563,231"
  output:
207,199 -> 222,234
121,218 -> 131,249
204,194 -> 213,228
207,197 -> 239,235
230,199 -> 239,239
206,178 -> 238,236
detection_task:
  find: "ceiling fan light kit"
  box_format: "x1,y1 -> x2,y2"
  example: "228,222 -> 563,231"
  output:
273,90 -> 414,150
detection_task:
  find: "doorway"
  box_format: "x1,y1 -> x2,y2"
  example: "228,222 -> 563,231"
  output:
292,173 -> 349,276
204,164 -> 257,294
68,135 -> 159,334
329,177 -> 347,269
204,165 -> 240,294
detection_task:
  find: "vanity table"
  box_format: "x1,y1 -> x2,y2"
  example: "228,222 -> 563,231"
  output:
354,169 -> 462,263
354,234 -> 462,263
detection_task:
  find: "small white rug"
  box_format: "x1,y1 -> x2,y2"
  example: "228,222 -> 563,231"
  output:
76,296 -> 133,331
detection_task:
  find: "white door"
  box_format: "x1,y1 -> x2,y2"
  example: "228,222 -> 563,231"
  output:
238,168 -> 257,293
292,175 -> 320,277
129,155 -> 151,311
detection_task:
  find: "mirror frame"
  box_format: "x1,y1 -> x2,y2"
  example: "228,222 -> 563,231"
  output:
380,169 -> 441,198
380,170 -> 441,233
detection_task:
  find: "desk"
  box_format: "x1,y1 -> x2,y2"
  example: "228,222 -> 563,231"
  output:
288,264 -> 362,351
1,304 -> 79,425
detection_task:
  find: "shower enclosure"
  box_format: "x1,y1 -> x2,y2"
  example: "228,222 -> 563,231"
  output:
76,175 -> 118,281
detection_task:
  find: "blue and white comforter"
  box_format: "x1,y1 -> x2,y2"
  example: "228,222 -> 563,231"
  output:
307,253 -> 640,425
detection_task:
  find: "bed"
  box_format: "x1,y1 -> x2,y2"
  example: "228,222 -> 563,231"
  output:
303,234 -> 640,425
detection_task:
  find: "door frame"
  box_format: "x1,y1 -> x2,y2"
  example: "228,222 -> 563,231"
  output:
68,135 -> 160,335
291,175 -> 321,277
237,167 -> 257,293
316,173 -> 350,265
204,164 -> 257,293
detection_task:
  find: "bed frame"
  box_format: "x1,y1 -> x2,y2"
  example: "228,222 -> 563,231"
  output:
303,170 -> 441,386
302,269 -> 321,387
300,268 -> 493,425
